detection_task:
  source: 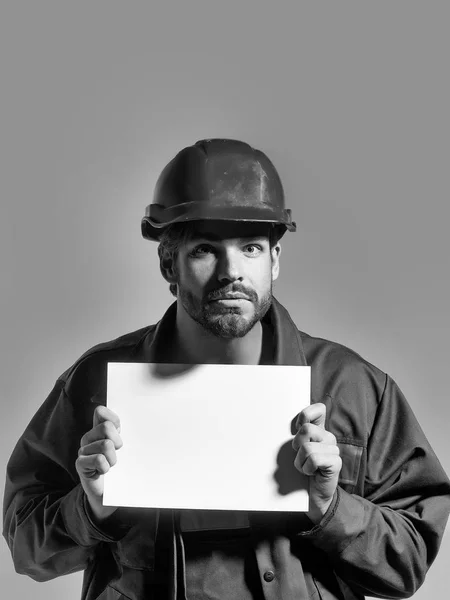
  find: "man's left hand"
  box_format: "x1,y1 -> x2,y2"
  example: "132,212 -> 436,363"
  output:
292,402 -> 342,524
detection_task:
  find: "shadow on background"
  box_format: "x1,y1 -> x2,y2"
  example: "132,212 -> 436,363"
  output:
273,439 -> 309,496
272,414 -> 309,496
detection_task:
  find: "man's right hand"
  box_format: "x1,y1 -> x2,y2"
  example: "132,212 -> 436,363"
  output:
75,405 -> 122,523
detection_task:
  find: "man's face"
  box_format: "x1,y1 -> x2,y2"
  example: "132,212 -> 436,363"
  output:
171,221 -> 280,338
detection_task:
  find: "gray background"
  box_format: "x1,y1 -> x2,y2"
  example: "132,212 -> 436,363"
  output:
1,2 -> 449,599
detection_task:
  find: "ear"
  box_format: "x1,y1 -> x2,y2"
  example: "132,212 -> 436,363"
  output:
159,251 -> 178,285
271,243 -> 281,282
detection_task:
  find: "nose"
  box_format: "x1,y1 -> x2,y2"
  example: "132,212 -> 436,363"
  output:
216,248 -> 243,283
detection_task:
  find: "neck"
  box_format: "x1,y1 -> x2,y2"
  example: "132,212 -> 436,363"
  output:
173,300 -> 263,365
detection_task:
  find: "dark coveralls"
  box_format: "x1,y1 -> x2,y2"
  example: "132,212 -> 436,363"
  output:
3,299 -> 450,599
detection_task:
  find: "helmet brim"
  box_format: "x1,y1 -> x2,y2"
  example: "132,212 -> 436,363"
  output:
141,203 -> 296,241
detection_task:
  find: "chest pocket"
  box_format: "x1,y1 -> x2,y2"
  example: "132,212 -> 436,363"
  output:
336,441 -> 363,494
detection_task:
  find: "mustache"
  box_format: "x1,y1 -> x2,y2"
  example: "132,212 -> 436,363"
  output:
204,284 -> 258,302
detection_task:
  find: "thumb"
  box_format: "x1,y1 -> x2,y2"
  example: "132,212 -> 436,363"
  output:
296,402 -> 326,430
93,405 -> 121,433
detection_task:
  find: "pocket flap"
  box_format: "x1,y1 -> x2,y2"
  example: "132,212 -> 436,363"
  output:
337,441 -> 363,488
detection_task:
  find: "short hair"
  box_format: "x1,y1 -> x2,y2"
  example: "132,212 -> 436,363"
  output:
158,222 -> 284,297
158,222 -> 197,297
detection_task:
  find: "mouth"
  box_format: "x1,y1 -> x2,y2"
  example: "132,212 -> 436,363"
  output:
209,295 -> 250,302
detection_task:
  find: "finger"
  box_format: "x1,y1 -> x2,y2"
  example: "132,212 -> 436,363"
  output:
75,454 -> 111,478
295,449 -> 342,477
80,421 -> 123,449
292,424 -> 336,451
93,405 -> 121,432
296,441 -> 340,464
78,439 -> 117,467
296,403 -> 326,430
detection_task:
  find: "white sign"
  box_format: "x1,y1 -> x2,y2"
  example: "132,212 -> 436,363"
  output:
103,362 -> 310,512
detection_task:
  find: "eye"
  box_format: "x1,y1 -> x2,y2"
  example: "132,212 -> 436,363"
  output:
243,244 -> 262,256
188,244 -> 215,257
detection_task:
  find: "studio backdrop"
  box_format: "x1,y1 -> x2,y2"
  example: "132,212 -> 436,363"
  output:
1,3 -> 449,600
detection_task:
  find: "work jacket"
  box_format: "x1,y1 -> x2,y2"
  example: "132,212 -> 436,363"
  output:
3,299 -> 450,600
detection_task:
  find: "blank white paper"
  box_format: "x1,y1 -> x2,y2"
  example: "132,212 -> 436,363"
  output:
103,362 -> 310,512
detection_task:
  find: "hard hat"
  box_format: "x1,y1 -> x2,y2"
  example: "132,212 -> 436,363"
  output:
141,138 -> 296,241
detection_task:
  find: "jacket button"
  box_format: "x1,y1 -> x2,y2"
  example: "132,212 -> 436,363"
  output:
263,570 -> 275,582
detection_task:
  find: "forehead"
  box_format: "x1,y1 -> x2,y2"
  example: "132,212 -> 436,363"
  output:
187,220 -> 272,242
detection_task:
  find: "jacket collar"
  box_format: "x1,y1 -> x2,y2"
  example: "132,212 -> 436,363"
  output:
145,297 -> 307,367
268,297 -> 307,366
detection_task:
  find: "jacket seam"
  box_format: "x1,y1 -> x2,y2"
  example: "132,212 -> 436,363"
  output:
336,437 -> 366,448
108,584 -> 132,600
300,331 -> 388,379
59,326 -> 156,384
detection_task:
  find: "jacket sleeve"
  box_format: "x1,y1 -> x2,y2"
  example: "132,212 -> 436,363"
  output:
299,375 -> 450,599
2,379 -> 126,582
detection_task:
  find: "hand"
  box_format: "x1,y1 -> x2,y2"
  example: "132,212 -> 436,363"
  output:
75,405 -> 122,522
292,403 -> 342,524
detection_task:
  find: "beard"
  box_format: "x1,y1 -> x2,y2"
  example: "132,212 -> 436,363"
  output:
178,282 -> 273,339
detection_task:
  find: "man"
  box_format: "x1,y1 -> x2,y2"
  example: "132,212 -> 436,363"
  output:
3,139 -> 450,600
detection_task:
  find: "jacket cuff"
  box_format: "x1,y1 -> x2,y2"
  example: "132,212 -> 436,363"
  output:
296,487 -> 365,555
59,485 -> 132,545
